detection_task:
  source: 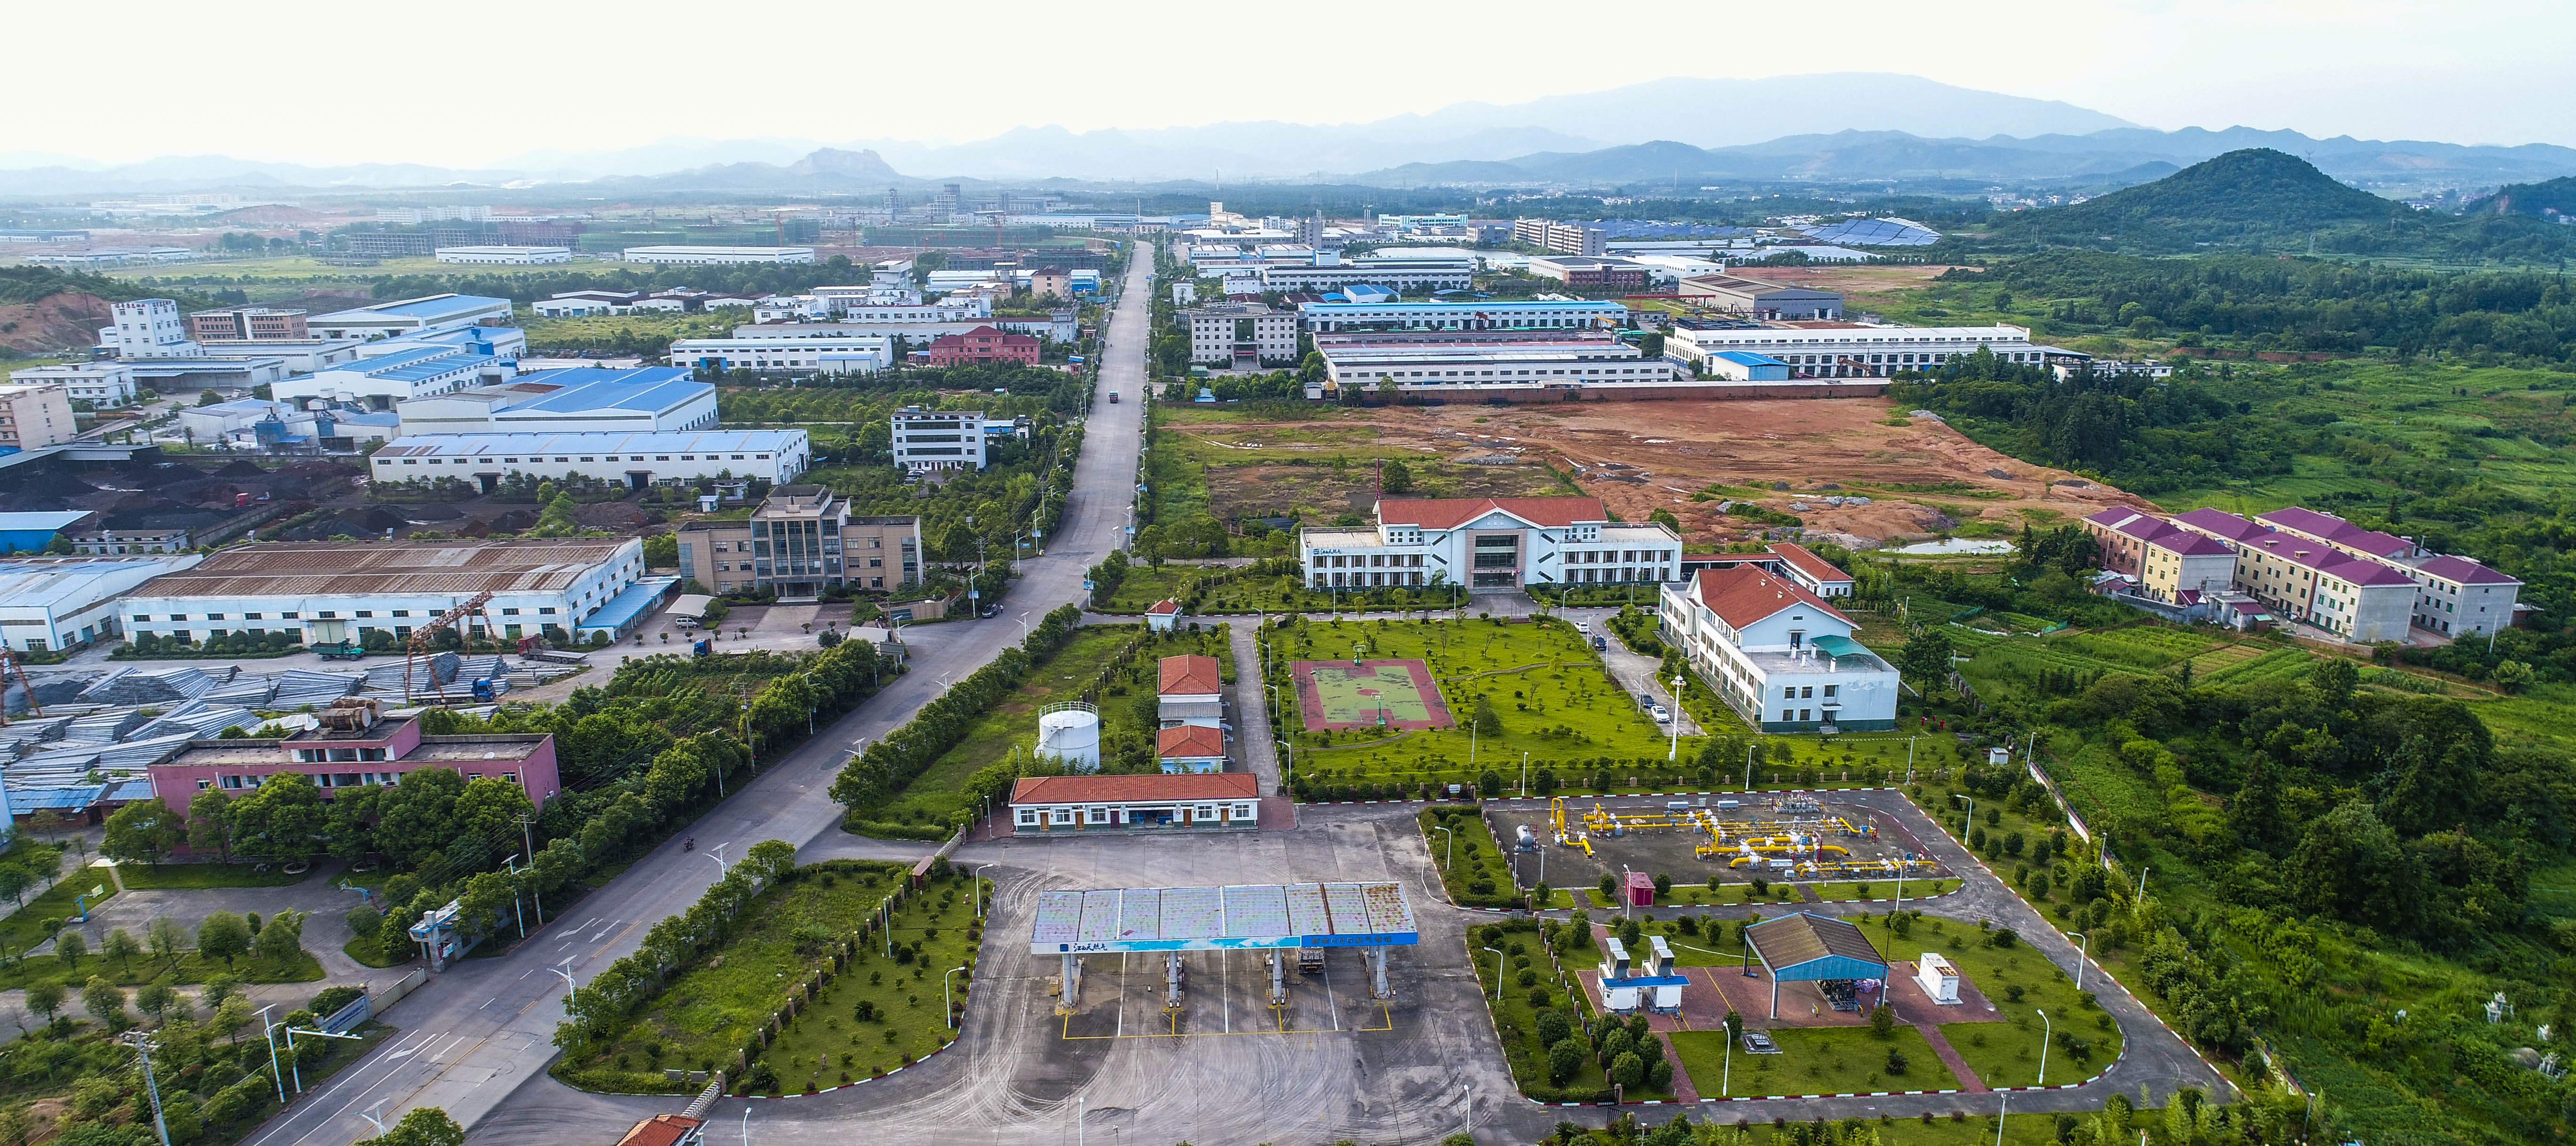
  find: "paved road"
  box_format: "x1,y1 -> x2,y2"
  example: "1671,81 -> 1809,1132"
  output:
239,257 -> 1154,1146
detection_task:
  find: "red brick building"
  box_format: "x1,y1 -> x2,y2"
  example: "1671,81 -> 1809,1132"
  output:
926,324 -> 1039,367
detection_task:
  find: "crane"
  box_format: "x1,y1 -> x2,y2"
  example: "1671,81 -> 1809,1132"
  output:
403,591 -> 495,706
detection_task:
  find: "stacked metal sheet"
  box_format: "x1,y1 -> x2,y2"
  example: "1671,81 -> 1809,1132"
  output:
362,652 -> 460,694
136,704 -> 260,741
273,670 -> 363,709
77,666 -> 235,706
66,710 -> 145,742
202,677 -> 278,706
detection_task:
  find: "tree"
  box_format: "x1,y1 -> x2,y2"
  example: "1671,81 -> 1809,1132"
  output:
102,928 -> 141,971
253,909 -> 305,967
1896,627 -> 1954,693
226,772 -> 329,863
1869,1001 -> 1896,1038
642,533 -> 679,568
82,976 -> 127,1030
1472,694 -> 1504,736
454,777 -> 537,844
1378,459 -> 1414,494
102,800 -> 183,864
2286,799 -> 2423,933
1547,1038 -> 1585,1083
187,789 -> 236,861
534,493 -> 582,537
135,981 -> 180,1024
355,1108 -> 466,1146
0,865 -> 29,907
374,768 -> 467,866
24,981 -> 64,1026
197,912 -> 253,968
146,916 -> 188,967
54,929 -> 86,970
1648,508 -> 1681,533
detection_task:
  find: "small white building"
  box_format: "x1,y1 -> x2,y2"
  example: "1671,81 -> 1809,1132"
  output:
1299,496 -> 1680,592
1008,773 -> 1261,833
434,246 -> 572,265
98,298 -> 202,359
368,429 -> 810,491
1658,564 -> 1900,733
1915,953 -> 1962,1005
622,246 -> 816,265
8,361 -> 138,408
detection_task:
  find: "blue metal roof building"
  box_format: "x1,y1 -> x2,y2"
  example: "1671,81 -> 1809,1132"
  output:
0,512 -> 90,554
1710,350 -> 1794,381
395,366 -> 718,436
1743,911 -> 1889,1017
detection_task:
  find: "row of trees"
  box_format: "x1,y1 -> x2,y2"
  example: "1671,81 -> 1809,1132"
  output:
831,604 -> 1083,833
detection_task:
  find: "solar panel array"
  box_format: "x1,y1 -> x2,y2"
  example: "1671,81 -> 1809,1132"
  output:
1801,218 -> 1942,247
1030,881 -> 1419,953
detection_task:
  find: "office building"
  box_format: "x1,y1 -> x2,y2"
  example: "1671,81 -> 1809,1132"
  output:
98,299 -> 201,358
1659,564 -> 1898,733
889,406 -> 991,472
9,362 -> 138,408
2251,507 -> 2524,638
925,325 -> 1039,367
186,307 -> 309,343
1678,275 -> 1844,321
1296,298 -> 1624,334
310,294 -> 515,341
1311,331 -> 1678,397
369,429 -> 809,491
0,384 -> 79,450
273,343 -> 512,410
1298,496 -> 1680,591
1525,256 -> 1651,290
1183,304 -> 1297,366
1258,252 -> 1474,294
2165,508 -> 2420,642
2080,507 -> 2243,608
675,487 -> 920,597
1668,323 -> 2040,379
666,333 -> 891,375
0,554 -> 198,653
120,537 -> 649,647
395,367 -> 716,436
621,246 -> 816,265
1008,772 -> 1262,833
1513,219 -> 1608,257
435,246 -> 573,265
149,708 -> 562,818
2117,505 -> 2524,641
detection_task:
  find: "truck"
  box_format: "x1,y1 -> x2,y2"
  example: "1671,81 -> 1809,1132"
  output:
1107,391 -> 1119,404
305,617 -> 365,660
1296,948 -> 1325,975
313,642 -> 366,662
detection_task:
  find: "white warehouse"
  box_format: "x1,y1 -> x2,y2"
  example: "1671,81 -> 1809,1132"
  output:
272,343 -> 515,410
667,333 -> 892,375
368,429 -> 811,491
1671,324 -> 2044,379
623,246 -> 816,265
1659,564 -> 1898,734
1299,496 -> 1681,591
119,538 -> 650,646
1297,299 -> 1627,333
435,246 -> 572,265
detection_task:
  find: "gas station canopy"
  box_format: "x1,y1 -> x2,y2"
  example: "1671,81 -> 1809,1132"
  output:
1030,881 -> 1418,954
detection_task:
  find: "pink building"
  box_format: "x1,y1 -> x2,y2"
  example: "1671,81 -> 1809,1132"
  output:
148,701 -> 559,814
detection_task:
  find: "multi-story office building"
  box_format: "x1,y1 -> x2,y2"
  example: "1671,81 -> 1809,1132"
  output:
1659,564 -> 1898,733
1513,218 -> 1608,257
98,299 -> 201,358
1298,496 -> 1681,591
924,325 -> 1040,367
0,383 -> 80,449
2080,507 -> 2244,606
1296,298 -> 1626,333
185,306 -> 310,342
8,362 -> 139,408
2167,508 -> 2420,642
1183,304 -> 1298,366
675,487 -> 920,596
888,406 -> 997,472
1258,252 -> 1474,294
2251,507 -> 2523,638
1527,256 -> 1649,290
666,333 -> 892,375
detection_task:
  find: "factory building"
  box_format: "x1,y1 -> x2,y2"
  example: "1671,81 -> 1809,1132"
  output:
666,333 -> 892,375
0,554 -> 202,654
118,537 -> 649,647
1183,304 -> 1298,366
890,406 -> 1030,472
434,246 -> 572,265
1677,275 -> 1844,321
271,342 -> 514,410
309,294 -> 515,341
394,367 -> 717,436
622,246 -> 816,265
149,708 -> 563,818
1311,331 -> 1679,397
368,429 -> 810,491
8,362 -> 139,408
1296,299 -> 1625,333
1669,323 -> 2041,379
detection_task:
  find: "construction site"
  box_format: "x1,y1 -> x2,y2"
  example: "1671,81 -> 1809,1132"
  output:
1492,794 -> 1945,896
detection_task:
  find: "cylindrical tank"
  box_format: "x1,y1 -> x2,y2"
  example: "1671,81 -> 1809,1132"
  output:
1516,824 -> 1537,851
1036,701 -> 1102,771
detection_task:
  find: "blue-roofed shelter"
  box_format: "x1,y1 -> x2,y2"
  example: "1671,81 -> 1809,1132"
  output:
0,512 -> 89,554
1744,911 -> 1888,1017
575,575 -> 680,640
1710,350 -> 1794,382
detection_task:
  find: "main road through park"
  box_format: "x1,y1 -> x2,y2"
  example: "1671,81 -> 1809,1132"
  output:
253,254 -> 2223,1146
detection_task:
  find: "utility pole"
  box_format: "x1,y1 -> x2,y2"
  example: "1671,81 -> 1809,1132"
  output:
516,813 -> 542,921
120,1032 -> 173,1146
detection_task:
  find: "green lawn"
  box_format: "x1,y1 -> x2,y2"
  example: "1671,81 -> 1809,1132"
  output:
1879,921 -> 2122,1090
868,624 -> 1188,829
1420,807 -> 1517,909
556,861 -> 986,1094
1096,565 -> 1203,612
1464,918 -> 1674,1103
117,862 -> 314,889
0,867 -> 110,956
753,870 -> 986,1094
0,948 -> 324,991
1673,1024 -> 1943,1097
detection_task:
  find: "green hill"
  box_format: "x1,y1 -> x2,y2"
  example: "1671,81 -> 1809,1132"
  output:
1989,148 -> 2410,252
2465,175 -> 2576,220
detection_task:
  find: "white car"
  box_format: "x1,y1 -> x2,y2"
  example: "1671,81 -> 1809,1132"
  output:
1650,704 -> 1672,723
1575,621 -> 1592,635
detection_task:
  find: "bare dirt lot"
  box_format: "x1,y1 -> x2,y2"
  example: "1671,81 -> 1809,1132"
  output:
1190,397 -> 2148,548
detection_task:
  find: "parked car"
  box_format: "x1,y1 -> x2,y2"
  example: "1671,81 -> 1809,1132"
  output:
1574,621 -> 1591,635
1592,635 -> 1608,651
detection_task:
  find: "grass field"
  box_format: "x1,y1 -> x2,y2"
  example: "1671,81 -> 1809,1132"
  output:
1152,405 -> 1562,525
117,862 -> 314,889
1464,918 -> 1674,1103
1673,1024 -> 1944,1098
1296,658 -> 1448,729
869,625 -> 1163,828
0,945 -> 324,991
1421,807 -> 1518,909
753,868 -> 985,1093
0,864 -> 107,955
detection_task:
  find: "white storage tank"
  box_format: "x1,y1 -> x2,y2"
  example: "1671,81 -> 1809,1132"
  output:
1036,701 -> 1102,772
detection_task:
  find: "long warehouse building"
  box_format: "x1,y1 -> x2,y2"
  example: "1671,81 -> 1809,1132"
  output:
120,538 -> 649,646
1311,331 -> 1680,397
395,367 -> 718,436
1296,298 -> 1627,333
368,429 -> 811,490
1669,323 -> 2045,379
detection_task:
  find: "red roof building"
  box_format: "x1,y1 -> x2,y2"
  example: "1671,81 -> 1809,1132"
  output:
1157,654 -> 1224,698
926,324 -> 1039,367
617,1116 -> 705,1146
1009,772 -> 1260,832
1154,724 -> 1229,772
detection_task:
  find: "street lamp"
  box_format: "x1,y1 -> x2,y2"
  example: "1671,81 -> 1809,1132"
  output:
1666,670 -> 1685,761
974,863 -> 997,917
252,1005 -> 285,1103
1520,751 -> 1529,798
705,841 -> 730,880
1432,825 -> 1454,872
1276,738 -> 1294,793
2036,1009 -> 2052,1086
944,964 -> 970,1028
1481,946 -> 1505,1001
1954,793 -> 1974,840
2066,930 -> 2090,993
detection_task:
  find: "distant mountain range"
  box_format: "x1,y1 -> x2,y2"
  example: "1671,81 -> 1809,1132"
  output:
0,72 -> 2570,196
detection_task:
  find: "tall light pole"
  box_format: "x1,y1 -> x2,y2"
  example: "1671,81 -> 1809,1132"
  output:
974,863 -> 996,917
706,842 -> 731,880
2036,1009 -> 2052,1086
1433,826 -> 1453,872
1955,793 -> 1974,840
2065,930 -> 2090,993
1995,1091 -> 2009,1146
1276,738 -> 1294,793
1520,751 -> 1530,798
120,1031 -> 172,1146
253,1004 -> 285,1103
1482,946 -> 1505,1001
944,964 -> 969,1028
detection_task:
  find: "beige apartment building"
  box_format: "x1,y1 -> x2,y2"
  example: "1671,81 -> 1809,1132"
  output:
0,384 -> 79,450
676,485 -> 920,598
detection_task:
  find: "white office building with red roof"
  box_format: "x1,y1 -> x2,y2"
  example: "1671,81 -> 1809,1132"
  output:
1659,564 -> 1899,733
1297,496 -> 1682,592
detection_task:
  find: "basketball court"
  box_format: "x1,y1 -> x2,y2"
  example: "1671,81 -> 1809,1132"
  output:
1289,658 -> 1453,731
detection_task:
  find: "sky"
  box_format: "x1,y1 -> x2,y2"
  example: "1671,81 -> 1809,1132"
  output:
7,0 -> 2571,169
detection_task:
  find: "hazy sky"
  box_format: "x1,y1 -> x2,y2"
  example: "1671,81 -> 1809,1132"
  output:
9,0 -> 2569,168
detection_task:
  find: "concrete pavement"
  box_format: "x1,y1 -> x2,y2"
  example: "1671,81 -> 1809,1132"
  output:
237,258 -> 1152,1146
